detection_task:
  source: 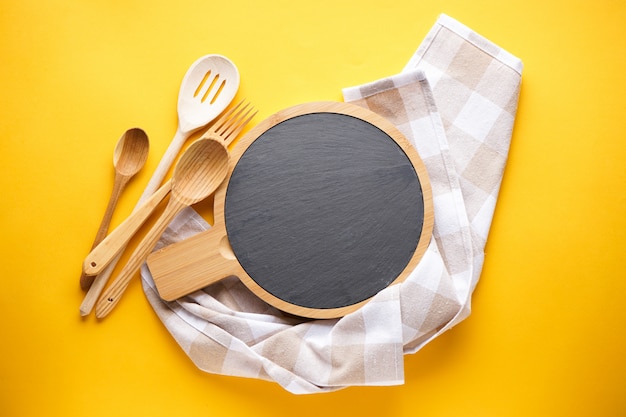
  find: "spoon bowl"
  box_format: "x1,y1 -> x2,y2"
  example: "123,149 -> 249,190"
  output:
177,55 -> 240,133
113,128 -> 150,176
172,139 -> 230,204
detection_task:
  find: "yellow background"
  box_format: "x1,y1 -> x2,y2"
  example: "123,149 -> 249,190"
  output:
1,0 -> 624,415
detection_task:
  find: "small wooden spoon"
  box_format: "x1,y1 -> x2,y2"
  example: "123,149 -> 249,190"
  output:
80,128 -> 149,290
95,138 -> 229,318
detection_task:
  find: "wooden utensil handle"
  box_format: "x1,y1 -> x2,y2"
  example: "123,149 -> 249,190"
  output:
147,225 -> 239,301
83,180 -> 172,276
138,128 -> 187,202
94,172 -> 130,249
79,259 -> 116,316
95,198 -> 186,318
79,172 -> 130,290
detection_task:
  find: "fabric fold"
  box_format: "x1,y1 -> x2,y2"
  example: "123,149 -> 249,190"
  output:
140,13 -> 523,394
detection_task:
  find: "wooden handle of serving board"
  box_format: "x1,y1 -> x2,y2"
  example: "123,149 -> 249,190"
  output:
146,225 -> 240,301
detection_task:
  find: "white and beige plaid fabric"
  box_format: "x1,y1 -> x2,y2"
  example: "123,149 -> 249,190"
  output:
140,14 -> 523,394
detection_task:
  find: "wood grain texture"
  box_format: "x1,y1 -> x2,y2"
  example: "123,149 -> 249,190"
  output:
83,180 -> 171,276
79,128 -> 149,289
147,102 -> 433,318
95,138 -> 230,318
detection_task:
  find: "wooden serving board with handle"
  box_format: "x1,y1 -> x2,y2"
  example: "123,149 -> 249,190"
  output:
146,101 -> 433,318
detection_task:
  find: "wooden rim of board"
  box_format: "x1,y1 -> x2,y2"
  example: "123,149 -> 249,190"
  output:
147,101 -> 434,319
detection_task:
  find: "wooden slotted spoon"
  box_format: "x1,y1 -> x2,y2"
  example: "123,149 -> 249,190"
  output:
139,54 -> 239,200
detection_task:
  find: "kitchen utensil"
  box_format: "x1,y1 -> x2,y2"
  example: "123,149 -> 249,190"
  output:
82,182 -> 170,275
80,128 -> 149,290
82,101 -> 255,277
139,54 -> 239,199
79,55 -> 239,315
95,138 -> 230,318
146,102 -> 434,319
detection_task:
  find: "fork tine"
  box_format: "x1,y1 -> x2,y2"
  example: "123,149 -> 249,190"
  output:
216,101 -> 250,134
207,100 -> 244,135
223,107 -> 258,146
200,100 -> 256,146
219,103 -> 252,138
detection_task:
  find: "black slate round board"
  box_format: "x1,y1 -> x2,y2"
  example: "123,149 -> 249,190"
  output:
147,102 -> 434,318
225,112 -> 424,309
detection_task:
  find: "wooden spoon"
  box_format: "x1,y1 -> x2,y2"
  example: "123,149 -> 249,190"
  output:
79,55 -> 238,315
79,128 -> 149,290
95,138 -> 229,318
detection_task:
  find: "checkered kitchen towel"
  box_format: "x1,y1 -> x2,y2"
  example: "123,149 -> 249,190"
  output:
140,14 -> 523,394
